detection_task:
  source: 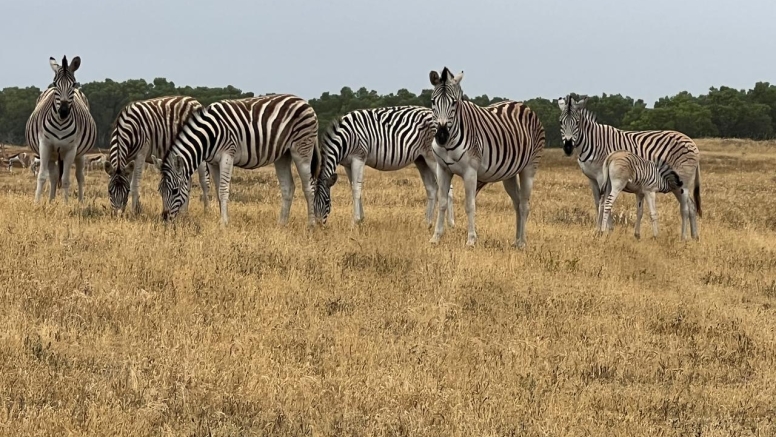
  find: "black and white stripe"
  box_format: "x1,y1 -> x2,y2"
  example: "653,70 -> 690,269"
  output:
158,93 -> 320,226
105,96 -> 210,214
598,150 -> 684,239
26,55 -> 97,203
428,67 -> 545,248
558,95 -> 702,240
314,105 -> 454,227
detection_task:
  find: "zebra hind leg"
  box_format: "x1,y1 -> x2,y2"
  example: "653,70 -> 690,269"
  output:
634,192 -> 645,240
515,165 -> 538,249
74,155 -> 86,204
289,144 -> 317,228
501,176 -> 521,248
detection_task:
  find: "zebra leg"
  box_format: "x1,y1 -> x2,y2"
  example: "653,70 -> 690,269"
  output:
430,165 -> 454,244
463,167 -> 479,247
59,148 -> 77,204
601,184 -> 624,234
35,142 -> 52,203
130,154 -> 145,214
447,181 -> 455,228
415,157 -> 438,229
217,155 -> 235,226
589,177 -> 602,229
207,162 -> 219,210
349,159 -> 367,224
74,155 -> 86,204
634,192 -> 644,240
290,146 -> 317,228
672,188 -> 690,241
274,151 -> 295,226
48,157 -> 60,201
502,176 -> 521,248
646,191 -> 659,238
197,163 -> 210,210
516,165 -> 537,249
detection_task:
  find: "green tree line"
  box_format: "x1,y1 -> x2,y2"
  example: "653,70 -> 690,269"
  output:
2,77 -> 776,148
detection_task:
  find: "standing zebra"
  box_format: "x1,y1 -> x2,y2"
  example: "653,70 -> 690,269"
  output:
26,56 -> 97,203
314,106 -> 455,227
104,96 -> 210,214
157,93 -> 320,226
427,67 -> 545,248
558,95 -> 702,240
598,150 -> 685,239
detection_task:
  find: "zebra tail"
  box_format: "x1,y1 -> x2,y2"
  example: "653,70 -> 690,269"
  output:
57,157 -> 64,189
693,163 -> 702,218
311,136 -> 322,181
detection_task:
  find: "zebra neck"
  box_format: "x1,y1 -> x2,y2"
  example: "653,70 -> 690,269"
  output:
578,122 -> 620,162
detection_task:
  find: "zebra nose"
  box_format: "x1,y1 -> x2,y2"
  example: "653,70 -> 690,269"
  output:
563,140 -> 574,156
161,210 -> 170,221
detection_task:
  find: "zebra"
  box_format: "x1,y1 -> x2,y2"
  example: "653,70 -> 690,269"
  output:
598,150 -> 685,239
427,67 -> 545,248
314,105 -> 455,227
558,95 -> 702,240
26,55 -> 97,203
7,152 -> 32,171
104,96 -> 210,215
157,93 -> 320,226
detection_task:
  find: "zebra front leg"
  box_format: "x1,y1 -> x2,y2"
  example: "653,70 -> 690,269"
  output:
217,155 -> 235,226
447,183 -> 455,228
646,191 -> 659,238
130,154 -> 145,214
350,159 -> 366,224
634,192 -> 645,240
600,184 -> 624,234
74,155 -> 86,204
59,148 -> 77,204
197,163 -> 210,210
430,165 -> 453,244
35,143 -> 52,203
462,167 -> 479,247
274,152 -> 295,226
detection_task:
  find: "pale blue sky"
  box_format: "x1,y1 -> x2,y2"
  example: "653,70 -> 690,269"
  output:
3,0 -> 773,106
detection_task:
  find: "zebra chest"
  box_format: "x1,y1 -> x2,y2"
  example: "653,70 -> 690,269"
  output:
578,159 -> 603,182
432,143 -> 471,175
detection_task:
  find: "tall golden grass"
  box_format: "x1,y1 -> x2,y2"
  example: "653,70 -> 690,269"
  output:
0,139 -> 774,436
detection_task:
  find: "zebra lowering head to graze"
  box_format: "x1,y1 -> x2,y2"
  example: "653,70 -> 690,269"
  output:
598,150 -> 684,239
558,95 -> 702,240
427,67 -> 545,248
104,96 -> 210,215
26,55 -> 97,204
7,152 -> 32,171
314,106 -> 455,227
158,93 -> 320,226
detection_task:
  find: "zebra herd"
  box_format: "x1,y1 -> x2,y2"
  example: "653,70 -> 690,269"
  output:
19,55 -> 703,247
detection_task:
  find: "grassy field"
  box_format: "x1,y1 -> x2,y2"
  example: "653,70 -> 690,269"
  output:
0,139 -> 774,436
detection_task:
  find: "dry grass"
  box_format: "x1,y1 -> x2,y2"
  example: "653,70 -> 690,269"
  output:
0,139 -> 775,436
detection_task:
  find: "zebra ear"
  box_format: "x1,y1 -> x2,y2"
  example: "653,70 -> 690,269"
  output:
70,56 -> 81,73
103,160 -> 115,176
49,57 -> 59,73
327,173 -> 339,187
558,97 -> 567,110
452,71 -> 464,85
429,70 -> 440,86
122,161 -> 135,176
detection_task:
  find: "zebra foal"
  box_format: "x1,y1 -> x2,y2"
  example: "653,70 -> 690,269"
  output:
105,96 -> 210,215
314,106 -> 454,227
428,67 -> 545,248
158,93 -> 320,226
26,56 -> 97,203
598,150 -> 684,239
558,95 -> 701,240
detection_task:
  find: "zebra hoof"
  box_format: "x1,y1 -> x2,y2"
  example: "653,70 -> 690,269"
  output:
429,234 -> 441,245
634,232 -> 641,240
512,240 -> 526,250
465,236 -> 477,247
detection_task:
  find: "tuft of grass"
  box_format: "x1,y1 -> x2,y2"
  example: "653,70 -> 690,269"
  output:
0,139 -> 775,436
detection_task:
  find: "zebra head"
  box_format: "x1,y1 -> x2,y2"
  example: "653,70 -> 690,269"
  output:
314,173 -> 339,225
429,67 -> 464,146
558,95 -> 588,156
49,55 -> 81,120
158,151 -> 190,222
104,160 -> 135,214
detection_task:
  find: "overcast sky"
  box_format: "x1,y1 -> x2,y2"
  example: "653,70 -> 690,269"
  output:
4,0 -> 773,106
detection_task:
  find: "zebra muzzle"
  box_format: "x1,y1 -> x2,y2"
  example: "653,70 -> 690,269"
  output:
563,140 -> 574,156
435,126 -> 449,145
58,102 -> 71,119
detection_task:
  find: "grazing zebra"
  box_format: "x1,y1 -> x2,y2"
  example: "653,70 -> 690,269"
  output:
427,67 -> 545,248
26,55 -> 97,203
314,105 -> 455,227
598,150 -> 685,239
558,95 -> 702,240
7,152 -> 32,171
157,93 -> 319,226
105,96 -> 210,214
